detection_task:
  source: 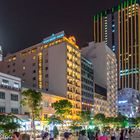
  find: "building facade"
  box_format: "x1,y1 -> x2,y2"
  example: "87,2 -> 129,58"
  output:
94,84 -> 108,116
82,42 -> 118,117
81,56 -> 94,111
0,72 -> 21,114
93,0 -> 140,91
1,31 -> 82,117
118,88 -> 140,118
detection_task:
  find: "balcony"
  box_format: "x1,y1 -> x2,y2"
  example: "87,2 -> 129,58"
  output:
0,84 -> 21,92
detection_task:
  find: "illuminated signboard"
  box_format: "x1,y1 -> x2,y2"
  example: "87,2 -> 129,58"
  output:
118,100 -> 128,104
43,33 -> 64,44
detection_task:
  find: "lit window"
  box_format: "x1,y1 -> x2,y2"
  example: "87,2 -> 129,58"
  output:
23,66 -> 26,70
33,56 -> 36,60
2,79 -> 9,86
14,83 -> 19,89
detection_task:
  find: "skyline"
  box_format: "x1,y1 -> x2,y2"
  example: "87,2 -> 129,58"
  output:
0,0 -> 119,55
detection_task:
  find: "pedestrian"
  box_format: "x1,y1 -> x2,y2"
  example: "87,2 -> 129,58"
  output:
95,131 -> 99,140
12,132 -> 20,140
124,129 -> 129,140
63,132 -> 70,140
78,130 -> 89,140
119,130 -> 124,140
42,132 -> 49,140
111,131 -> 116,140
98,132 -> 108,140
21,134 -> 30,140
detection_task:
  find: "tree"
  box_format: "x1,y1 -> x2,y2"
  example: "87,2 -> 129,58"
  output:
94,113 -> 105,126
46,115 -> 62,125
53,126 -> 59,138
21,89 -> 42,140
0,114 -> 20,136
79,110 -> 91,126
136,117 -> 140,127
52,99 -> 72,120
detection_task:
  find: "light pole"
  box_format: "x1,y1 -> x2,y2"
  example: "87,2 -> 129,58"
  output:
88,107 -> 95,130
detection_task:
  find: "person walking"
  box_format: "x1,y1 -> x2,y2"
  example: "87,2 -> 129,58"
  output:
111,131 -> 116,140
120,130 -> 124,140
98,132 -> 108,140
12,132 -> 20,140
124,129 -> 129,140
78,130 -> 89,140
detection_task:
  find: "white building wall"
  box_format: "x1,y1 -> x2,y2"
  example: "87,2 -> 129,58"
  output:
48,42 -> 67,97
0,72 -> 21,114
82,41 -> 118,117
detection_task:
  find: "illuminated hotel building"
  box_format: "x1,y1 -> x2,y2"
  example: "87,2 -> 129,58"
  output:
93,0 -> 140,91
1,31 -> 82,117
81,56 -> 94,111
82,42 -> 118,117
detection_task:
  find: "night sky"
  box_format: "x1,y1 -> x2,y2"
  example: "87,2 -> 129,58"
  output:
0,0 -> 119,55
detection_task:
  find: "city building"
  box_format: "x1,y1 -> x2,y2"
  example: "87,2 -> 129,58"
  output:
81,56 -> 94,111
93,0 -> 140,91
1,31 -> 82,117
0,72 -> 21,114
82,41 -> 118,117
118,88 -> 140,118
94,84 -> 108,116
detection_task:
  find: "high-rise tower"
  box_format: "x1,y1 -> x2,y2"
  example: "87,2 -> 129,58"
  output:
93,0 -> 140,91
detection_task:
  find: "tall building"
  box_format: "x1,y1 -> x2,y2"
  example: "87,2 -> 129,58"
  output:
0,72 -> 21,114
81,56 -> 94,111
82,42 -> 118,117
0,46 -> 2,61
93,0 -> 140,90
1,31 -> 82,117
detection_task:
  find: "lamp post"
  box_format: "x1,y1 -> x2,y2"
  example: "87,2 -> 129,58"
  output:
88,107 -> 94,130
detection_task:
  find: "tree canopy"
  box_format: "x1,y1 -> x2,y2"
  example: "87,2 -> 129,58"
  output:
0,114 -> 20,136
52,99 -> 72,119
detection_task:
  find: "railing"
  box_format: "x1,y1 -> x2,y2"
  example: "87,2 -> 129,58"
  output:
0,84 -> 21,91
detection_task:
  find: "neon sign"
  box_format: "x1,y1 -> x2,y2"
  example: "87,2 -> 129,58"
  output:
43,33 -> 64,44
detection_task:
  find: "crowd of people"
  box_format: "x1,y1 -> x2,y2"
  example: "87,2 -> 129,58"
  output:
78,129 -> 135,140
7,128 -> 140,140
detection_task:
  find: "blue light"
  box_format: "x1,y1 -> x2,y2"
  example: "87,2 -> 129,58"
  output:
43,33 -> 64,44
118,100 -> 128,104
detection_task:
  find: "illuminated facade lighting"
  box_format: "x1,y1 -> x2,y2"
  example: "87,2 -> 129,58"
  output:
1,31 -> 82,119
93,0 -> 140,91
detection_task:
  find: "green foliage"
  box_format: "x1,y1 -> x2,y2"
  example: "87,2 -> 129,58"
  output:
46,116 -> 62,125
21,89 -> 42,140
136,117 -> 140,126
52,99 -> 72,119
53,126 -> 59,138
94,113 -> 106,126
0,114 -> 20,136
21,89 -> 42,120
79,110 -> 91,125
69,120 -> 82,131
